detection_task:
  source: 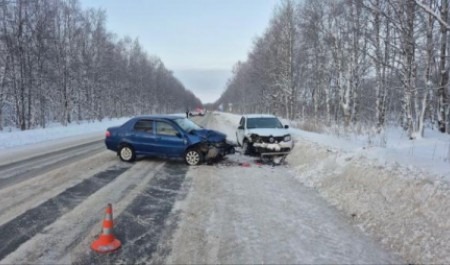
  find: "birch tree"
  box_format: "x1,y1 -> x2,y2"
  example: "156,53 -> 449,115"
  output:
0,0 -> 199,130
368,0 -> 393,132
272,0 -> 297,119
437,0 -> 449,133
298,0 -> 332,123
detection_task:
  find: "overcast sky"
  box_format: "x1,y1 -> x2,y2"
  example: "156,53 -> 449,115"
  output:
79,0 -> 279,104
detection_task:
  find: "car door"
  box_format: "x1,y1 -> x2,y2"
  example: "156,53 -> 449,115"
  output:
236,116 -> 245,146
154,120 -> 187,157
130,119 -> 157,154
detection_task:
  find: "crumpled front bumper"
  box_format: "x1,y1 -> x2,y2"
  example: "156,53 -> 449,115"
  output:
252,141 -> 293,165
204,140 -> 236,159
252,140 -> 293,155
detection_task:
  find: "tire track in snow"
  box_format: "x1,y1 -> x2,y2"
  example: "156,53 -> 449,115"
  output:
0,140 -> 104,190
0,163 -> 131,261
74,161 -> 188,264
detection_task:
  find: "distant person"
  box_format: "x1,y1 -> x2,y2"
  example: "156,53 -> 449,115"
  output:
186,109 -> 189,118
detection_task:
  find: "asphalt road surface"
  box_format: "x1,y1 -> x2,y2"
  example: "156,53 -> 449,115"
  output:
0,113 -> 402,264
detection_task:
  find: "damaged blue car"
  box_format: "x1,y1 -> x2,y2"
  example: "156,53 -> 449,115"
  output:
105,115 -> 235,165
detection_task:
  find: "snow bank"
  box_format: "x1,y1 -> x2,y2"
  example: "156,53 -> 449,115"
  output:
289,127 -> 450,178
0,117 -> 131,150
287,140 -> 450,264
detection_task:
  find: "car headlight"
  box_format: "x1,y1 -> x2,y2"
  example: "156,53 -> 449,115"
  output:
284,135 -> 291,142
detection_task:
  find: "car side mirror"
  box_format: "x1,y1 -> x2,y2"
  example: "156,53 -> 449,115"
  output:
176,132 -> 183,138
238,125 -> 244,130
284,125 -> 289,129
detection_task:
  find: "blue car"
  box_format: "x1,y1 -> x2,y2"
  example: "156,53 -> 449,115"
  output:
105,115 -> 235,165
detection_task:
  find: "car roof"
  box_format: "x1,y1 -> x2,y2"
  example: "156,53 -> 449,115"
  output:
132,115 -> 184,121
243,114 -> 277,119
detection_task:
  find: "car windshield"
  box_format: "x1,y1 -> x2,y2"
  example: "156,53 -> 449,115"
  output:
247,117 -> 283,129
173,118 -> 202,132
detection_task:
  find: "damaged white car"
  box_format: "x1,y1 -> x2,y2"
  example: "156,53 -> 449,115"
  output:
236,114 -> 294,164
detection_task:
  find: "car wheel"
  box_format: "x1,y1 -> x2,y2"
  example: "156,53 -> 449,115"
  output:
228,146 -> 236,155
242,139 -> 252,155
261,155 -> 271,164
119,144 -> 136,162
185,148 -> 203,166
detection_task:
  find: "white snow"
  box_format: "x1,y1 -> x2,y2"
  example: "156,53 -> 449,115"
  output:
0,117 -> 130,150
166,160 -> 401,264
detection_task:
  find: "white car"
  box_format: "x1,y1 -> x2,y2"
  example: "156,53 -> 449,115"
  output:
236,114 -> 293,162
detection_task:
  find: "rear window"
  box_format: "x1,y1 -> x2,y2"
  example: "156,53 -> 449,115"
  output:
134,120 -> 153,133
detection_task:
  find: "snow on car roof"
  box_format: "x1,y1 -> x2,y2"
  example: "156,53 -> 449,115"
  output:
243,114 -> 277,118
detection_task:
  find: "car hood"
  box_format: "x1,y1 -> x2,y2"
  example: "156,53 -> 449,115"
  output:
190,129 -> 226,142
245,128 -> 289,137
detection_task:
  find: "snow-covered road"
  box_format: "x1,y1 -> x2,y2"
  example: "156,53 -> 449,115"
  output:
166,159 -> 400,263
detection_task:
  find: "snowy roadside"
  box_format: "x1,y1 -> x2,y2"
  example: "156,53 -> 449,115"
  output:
0,118 -> 130,166
215,111 -> 450,264
0,117 -> 131,150
218,112 -> 450,178
288,141 -> 450,264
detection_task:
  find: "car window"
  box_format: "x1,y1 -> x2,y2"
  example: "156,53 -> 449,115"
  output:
247,117 -> 283,129
156,121 -> 178,136
239,117 -> 245,128
134,120 -> 153,133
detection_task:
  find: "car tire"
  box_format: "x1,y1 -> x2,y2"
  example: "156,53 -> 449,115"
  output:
185,148 -> 203,166
242,139 -> 252,155
228,146 -> 236,155
118,144 -> 136,162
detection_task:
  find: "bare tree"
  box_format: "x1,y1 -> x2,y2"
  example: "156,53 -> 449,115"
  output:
438,0 -> 450,133
0,0 -> 200,131
219,0 -> 450,139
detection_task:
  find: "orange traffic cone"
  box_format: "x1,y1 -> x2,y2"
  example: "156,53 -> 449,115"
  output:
91,203 -> 121,253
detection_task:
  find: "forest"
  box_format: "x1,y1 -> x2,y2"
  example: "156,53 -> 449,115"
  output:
0,0 -> 201,131
2,0 -> 450,139
217,0 -> 450,139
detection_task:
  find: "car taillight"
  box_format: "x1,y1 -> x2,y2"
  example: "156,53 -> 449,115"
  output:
105,131 -> 111,138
